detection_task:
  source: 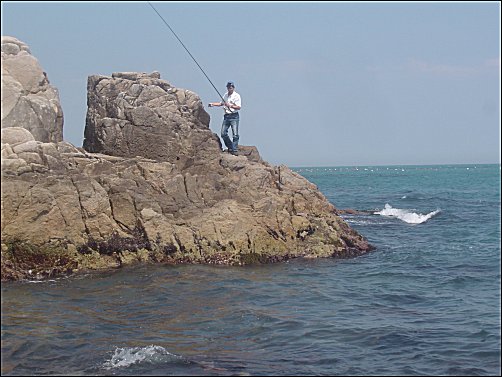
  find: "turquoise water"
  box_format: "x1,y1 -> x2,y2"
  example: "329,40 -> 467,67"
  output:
1,164 -> 500,376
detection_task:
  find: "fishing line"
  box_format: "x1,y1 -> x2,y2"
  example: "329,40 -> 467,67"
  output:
147,1 -> 226,104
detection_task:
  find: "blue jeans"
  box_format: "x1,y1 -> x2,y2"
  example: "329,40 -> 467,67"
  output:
221,113 -> 239,152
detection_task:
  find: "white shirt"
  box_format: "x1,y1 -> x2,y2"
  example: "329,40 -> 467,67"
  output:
222,91 -> 241,114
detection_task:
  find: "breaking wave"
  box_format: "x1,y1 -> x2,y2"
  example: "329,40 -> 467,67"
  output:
102,345 -> 183,370
374,204 -> 441,224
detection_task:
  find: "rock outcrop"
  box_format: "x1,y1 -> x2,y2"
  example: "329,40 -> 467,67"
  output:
83,72 -> 218,168
1,36 -> 373,281
1,36 -> 63,143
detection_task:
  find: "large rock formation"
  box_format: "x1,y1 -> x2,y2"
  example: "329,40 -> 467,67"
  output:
1,36 -> 373,281
1,36 -> 63,143
83,72 -> 219,168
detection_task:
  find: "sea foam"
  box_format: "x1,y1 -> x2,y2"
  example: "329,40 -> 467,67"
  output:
374,204 -> 441,224
103,345 -> 183,369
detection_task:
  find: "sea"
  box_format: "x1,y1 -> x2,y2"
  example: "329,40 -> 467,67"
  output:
1,164 -> 500,376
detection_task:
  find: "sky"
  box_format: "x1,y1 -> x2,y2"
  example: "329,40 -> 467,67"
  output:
2,1 -> 500,167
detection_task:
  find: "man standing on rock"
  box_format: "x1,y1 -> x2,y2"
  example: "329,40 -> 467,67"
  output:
208,81 -> 241,155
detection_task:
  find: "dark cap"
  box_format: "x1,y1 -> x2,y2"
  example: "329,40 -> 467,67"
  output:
226,81 -> 235,87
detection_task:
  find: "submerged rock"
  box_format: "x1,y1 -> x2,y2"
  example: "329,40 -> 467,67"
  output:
1,36 -> 373,281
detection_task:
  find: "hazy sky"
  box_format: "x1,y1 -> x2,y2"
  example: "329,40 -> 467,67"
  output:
2,1 -> 500,167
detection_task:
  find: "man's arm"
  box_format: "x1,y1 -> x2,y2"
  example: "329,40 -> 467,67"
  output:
209,102 -> 240,109
227,103 -> 241,110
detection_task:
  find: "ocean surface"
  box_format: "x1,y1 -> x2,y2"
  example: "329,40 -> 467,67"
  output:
1,164 -> 500,376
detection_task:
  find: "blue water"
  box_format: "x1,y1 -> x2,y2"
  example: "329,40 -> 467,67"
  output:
1,164 -> 500,376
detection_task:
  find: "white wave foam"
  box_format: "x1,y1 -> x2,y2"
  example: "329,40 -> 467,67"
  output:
103,345 -> 182,370
374,204 -> 441,224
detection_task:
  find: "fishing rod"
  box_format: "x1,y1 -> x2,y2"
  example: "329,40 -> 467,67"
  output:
147,1 -> 228,106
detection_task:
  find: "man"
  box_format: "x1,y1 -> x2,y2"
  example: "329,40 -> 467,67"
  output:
208,81 -> 241,155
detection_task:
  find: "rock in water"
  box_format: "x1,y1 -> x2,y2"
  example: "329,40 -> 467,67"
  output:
1,36 -> 373,281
